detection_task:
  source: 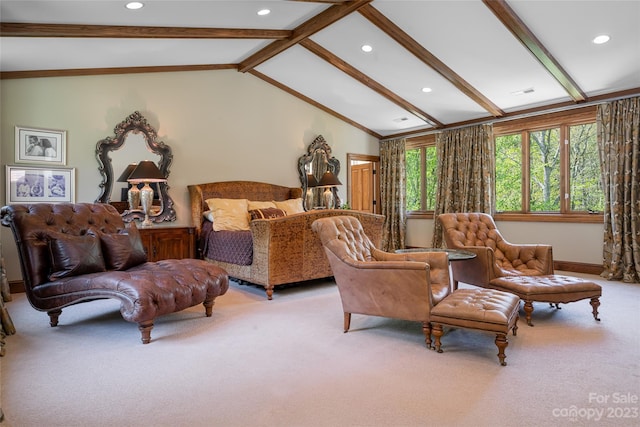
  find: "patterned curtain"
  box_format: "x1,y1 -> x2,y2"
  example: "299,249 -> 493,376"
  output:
379,138 -> 406,251
432,124 -> 495,247
597,96 -> 640,283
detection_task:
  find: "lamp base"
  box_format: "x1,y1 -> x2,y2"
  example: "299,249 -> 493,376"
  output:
323,187 -> 334,209
139,182 -> 155,227
127,187 -> 140,211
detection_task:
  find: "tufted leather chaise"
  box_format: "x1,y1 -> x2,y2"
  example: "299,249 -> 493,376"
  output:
1,203 -> 229,344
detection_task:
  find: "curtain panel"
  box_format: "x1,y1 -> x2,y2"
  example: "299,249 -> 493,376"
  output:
379,138 -> 406,252
432,124 -> 495,248
597,96 -> 640,283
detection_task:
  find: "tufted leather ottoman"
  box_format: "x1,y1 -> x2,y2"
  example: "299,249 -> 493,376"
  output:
488,274 -> 602,326
430,289 -> 520,366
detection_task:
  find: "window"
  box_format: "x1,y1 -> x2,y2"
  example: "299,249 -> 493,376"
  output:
494,107 -> 604,215
406,135 -> 437,213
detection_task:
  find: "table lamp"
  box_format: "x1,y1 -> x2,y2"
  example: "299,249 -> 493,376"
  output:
127,160 -> 166,227
317,170 -> 341,209
305,173 -> 319,210
117,163 -> 139,211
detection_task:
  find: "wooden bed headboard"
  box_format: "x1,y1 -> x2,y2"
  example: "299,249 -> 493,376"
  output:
187,181 -> 303,236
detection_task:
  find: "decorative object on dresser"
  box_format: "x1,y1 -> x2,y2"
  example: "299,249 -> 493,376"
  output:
317,170 -> 342,209
298,135 -> 341,210
1,203 -> 228,344
95,111 -> 176,224
188,180 -> 385,300
126,160 -> 167,227
117,162 -> 139,211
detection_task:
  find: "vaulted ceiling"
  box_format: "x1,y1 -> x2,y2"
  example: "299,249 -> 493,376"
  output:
2,0 -> 639,139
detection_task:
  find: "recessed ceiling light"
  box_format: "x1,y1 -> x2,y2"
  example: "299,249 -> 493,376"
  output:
421,87 -> 432,93
361,45 -> 373,53
125,2 -> 144,10
593,34 -> 610,44
393,117 -> 409,123
257,9 -> 271,16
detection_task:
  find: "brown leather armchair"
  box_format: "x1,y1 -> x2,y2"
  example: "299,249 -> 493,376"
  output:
311,215 -> 451,347
437,212 -> 554,288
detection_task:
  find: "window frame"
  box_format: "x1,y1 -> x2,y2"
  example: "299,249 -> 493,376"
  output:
493,106 -> 603,223
405,134 -> 437,218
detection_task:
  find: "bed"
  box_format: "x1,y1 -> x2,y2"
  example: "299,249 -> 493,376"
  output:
188,180 -> 385,299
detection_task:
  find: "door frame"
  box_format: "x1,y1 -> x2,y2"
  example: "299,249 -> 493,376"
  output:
346,153 -> 380,214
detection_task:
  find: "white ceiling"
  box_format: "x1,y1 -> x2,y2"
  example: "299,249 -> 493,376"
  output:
1,0 -> 639,138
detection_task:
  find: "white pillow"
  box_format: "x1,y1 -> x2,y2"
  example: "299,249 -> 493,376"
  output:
273,198 -> 305,215
248,200 -> 277,210
205,198 -> 250,231
202,210 -> 214,223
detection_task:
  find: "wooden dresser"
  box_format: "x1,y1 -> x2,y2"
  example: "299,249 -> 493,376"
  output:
138,225 -> 195,261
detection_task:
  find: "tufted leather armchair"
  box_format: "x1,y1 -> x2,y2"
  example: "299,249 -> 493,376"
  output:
1,203 -> 229,344
437,212 -> 554,288
312,215 -> 452,347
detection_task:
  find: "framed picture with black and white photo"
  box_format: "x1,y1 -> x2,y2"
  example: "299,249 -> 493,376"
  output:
14,126 -> 66,165
6,165 -> 75,204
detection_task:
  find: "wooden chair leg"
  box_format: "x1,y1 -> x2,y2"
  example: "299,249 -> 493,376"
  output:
203,297 -> 214,317
422,322 -> 432,349
590,297 -> 601,321
495,333 -> 509,366
432,323 -> 444,353
343,312 -> 351,332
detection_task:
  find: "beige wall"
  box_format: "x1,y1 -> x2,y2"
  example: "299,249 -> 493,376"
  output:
0,69 -> 604,281
0,70 -> 379,280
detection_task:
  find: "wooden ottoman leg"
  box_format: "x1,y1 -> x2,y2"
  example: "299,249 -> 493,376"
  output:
48,309 -> 62,327
512,315 -> 519,336
523,300 -> 535,326
138,321 -> 154,344
495,333 -> 509,366
422,322 -> 432,349
590,297 -> 601,321
432,323 -> 444,353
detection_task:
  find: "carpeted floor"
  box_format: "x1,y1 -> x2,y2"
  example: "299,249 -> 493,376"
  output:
1,272 -> 639,427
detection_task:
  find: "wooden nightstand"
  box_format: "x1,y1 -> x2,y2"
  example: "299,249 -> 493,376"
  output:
137,224 -> 195,261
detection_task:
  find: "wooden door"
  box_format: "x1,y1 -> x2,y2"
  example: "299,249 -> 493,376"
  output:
348,154 -> 379,214
351,163 -> 373,212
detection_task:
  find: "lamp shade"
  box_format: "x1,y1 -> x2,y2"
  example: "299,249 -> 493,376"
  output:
307,173 -> 319,188
318,170 -> 341,187
127,160 -> 166,183
117,163 -> 138,182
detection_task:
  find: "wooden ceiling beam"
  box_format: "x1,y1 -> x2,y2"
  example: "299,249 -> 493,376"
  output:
359,4 -> 505,118
0,22 -> 290,39
483,0 -> 587,102
238,0 -> 372,72
301,39 -> 442,127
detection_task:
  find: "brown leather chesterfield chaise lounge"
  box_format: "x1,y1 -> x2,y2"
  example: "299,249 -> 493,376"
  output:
1,203 -> 229,344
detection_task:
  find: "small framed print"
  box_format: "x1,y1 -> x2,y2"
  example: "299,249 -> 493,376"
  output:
15,126 -> 66,165
6,165 -> 75,204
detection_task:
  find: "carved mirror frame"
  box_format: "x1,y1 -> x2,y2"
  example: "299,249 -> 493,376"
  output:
298,135 -> 341,210
95,111 -> 176,223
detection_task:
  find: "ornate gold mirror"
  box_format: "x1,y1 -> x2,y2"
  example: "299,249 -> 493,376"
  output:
298,135 -> 341,210
95,111 -> 176,223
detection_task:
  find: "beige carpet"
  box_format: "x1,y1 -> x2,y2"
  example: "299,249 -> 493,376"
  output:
1,272 -> 638,427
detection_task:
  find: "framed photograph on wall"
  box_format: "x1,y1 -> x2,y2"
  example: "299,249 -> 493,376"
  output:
6,165 -> 75,204
15,126 -> 66,165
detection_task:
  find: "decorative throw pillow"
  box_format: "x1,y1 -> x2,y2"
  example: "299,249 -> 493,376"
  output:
48,232 -> 106,280
203,210 -> 214,223
92,222 -> 148,270
273,198 -> 305,215
249,207 -> 287,220
205,198 -> 250,231
248,200 -> 277,210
